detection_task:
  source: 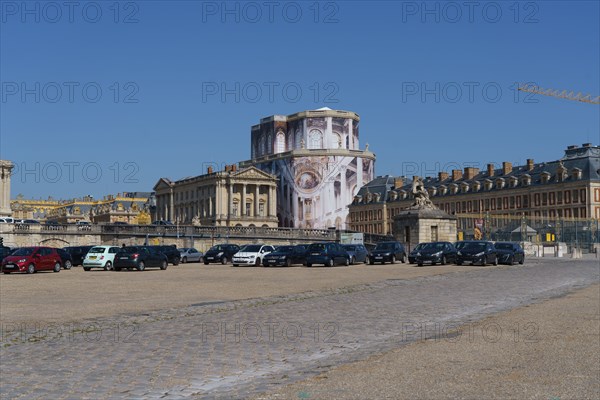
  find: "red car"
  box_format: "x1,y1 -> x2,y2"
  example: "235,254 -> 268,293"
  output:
1,247 -> 62,274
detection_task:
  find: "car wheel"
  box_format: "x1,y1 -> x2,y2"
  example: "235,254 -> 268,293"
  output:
306,263 -> 312,268
83,267 -> 91,271
53,262 -> 61,273
64,260 -> 72,270
344,257 -> 350,266
221,257 -> 228,265
204,260 -> 209,265
519,256 -> 524,265
182,257 -> 187,264
369,259 -> 375,265
508,255 -> 514,265
350,256 -> 356,265
493,256 -> 498,266
255,258 -> 261,267
441,256 -> 447,265
327,258 -> 334,267
173,259 -> 179,266
160,261 -> 168,270
137,261 -> 145,271
286,258 -> 292,267
104,262 -> 112,271
401,254 -> 408,263
417,262 -> 423,267
391,255 -> 396,264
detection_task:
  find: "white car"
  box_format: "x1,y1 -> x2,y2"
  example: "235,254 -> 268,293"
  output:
83,246 -> 121,271
232,244 -> 275,267
179,248 -> 203,263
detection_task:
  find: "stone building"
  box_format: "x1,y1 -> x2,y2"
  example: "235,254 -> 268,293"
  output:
0,160 -> 14,217
153,165 -> 278,227
240,108 -> 375,229
349,143 -> 600,235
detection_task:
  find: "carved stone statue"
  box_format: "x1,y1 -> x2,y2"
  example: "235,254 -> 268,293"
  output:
192,215 -> 201,226
300,138 -> 305,149
410,176 -> 436,209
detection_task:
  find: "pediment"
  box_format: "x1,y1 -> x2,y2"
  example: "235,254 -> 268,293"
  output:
231,166 -> 276,181
153,178 -> 174,191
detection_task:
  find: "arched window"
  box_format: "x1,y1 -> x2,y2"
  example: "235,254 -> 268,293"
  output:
259,135 -> 266,156
295,130 -> 302,149
276,132 -> 286,153
267,133 -> 272,153
308,129 -> 322,149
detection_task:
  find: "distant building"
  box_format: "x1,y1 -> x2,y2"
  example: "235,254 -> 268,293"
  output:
153,165 -> 278,227
11,192 -> 152,224
0,160 -> 14,217
240,108 -> 376,229
348,143 -> 600,235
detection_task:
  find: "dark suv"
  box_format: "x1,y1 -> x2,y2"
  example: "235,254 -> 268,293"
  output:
113,246 -> 168,271
63,246 -> 93,266
203,244 -> 240,265
56,248 -> 74,269
305,242 -> 349,267
151,245 -> 180,265
369,241 -> 407,264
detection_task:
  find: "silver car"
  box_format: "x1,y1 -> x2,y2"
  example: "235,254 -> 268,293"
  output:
179,248 -> 203,263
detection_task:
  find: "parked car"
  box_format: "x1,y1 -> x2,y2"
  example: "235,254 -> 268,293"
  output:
150,245 -> 180,265
1,246 -> 14,262
262,245 -> 308,267
0,217 -> 15,223
1,246 -> 62,274
305,242 -> 350,267
369,241 -> 407,264
63,246 -> 94,266
414,242 -> 457,266
408,243 -> 428,264
82,246 -> 121,271
56,248 -> 74,269
232,244 -> 275,266
113,246 -> 168,271
342,244 -> 369,264
179,247 -> 203,263
494,242 -> 525,265
203,244 -> 240,265
455,241 -> 498,266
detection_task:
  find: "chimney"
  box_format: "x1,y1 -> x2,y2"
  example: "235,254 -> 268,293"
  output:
438,171 -> 449,181
487,163 -> 495,177
207,166 -> 213,174
452,169 -> 462,181
232,164 -> 237,172
394,177 -> 404,189
527,159 -> 534,171
463,167 -> 479,180
502,161 -> 512,175
567,145 -> 578,150
582,143 -> 592,148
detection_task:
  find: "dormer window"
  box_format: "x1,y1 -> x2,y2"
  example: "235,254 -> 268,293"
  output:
354,195 -> 362,204
460,182 -> 470,193
572,168 -> 582,180
540,171 -> 551,184
484,179 -> 493,191
495,178 -> 505,189
473,181 -> 481,192
509,176 -> 518,188
389,191 -> 398,201
438,185 -> 447,195
398,190 -> 408,199
521,174 -> 532,186
449,183 -> 459,195
428,187 -> 437,197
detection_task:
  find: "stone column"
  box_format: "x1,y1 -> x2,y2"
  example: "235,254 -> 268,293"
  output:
268,186 -> 276,217
357,157 -> 363,190
254,185 -> 260,217
241,184 -> 247,216
229,182 -> 234,217
169,190 -> 174,221
292,194 -> 298,227
340,167 -> 347,208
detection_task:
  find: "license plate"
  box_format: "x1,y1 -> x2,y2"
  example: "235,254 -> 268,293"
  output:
206,257 -> 213,260
312,253 -> 320,256
375,256 -> 382,259
120,257 -> 129,260
4,264 -> 15,269
89,256 -> 96,260
268,260 -> 276,264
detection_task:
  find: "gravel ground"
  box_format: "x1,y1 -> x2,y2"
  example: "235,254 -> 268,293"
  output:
0,261 -> 486,324
253,284 -> 600,400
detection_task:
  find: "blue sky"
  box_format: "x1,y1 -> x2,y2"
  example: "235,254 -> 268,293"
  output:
1,0 -> 599,199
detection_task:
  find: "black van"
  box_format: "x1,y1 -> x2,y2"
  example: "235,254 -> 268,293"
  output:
63,246 -> 94,266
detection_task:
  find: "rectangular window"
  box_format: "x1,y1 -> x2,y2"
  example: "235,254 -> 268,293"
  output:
259,203 -> 265,216
246,203 -> 251,216
557,191 -> 563,204
534,193 -> 540,206
360,211 -> 364,221
485,198 -> 490,211
510,196 -> 515,209
542,193 -> 547,206
369,210 -> 373,221
232,203 -> 238,216
581,207 -> 586,218
572,190 -> 579,203
549,192 -> 555,205
580,189 -> 586,203
573,208 -> 579,218
378,210 -> 382,220
456,202 -> 461,213
431,226 -> 438,242
491,198 -> 496,210
565,190 -> 571,204
498,198 -> 503,210
523,195 -> 529,208
516,196 -> 521,208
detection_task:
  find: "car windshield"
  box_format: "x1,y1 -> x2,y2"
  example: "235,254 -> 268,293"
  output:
494,243 -> 513,250
375,243 -> 394,250
462,242 -> 487,250
89,247 -> 106,253
242,245 -> 262,252
121,246 -> 141,253
209,245 -> 225,251
343,245 -> 356,251
180,248 -> 189,252
308,244 -> 327,251
412,243 -> 427,252
423,243 -> 445,251
11,248 -> 35,256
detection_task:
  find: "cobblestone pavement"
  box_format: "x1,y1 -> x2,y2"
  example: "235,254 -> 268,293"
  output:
0,259 -> 598,399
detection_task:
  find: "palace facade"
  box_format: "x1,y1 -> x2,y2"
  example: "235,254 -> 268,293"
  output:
240,108 -> 376,229
348,143 -> 600,235
153,165 -> 278,227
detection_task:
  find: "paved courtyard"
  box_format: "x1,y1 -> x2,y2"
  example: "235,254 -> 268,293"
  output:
0,258 -> 598,399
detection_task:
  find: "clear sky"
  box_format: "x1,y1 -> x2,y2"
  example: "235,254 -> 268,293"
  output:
1,0 -> 599,200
